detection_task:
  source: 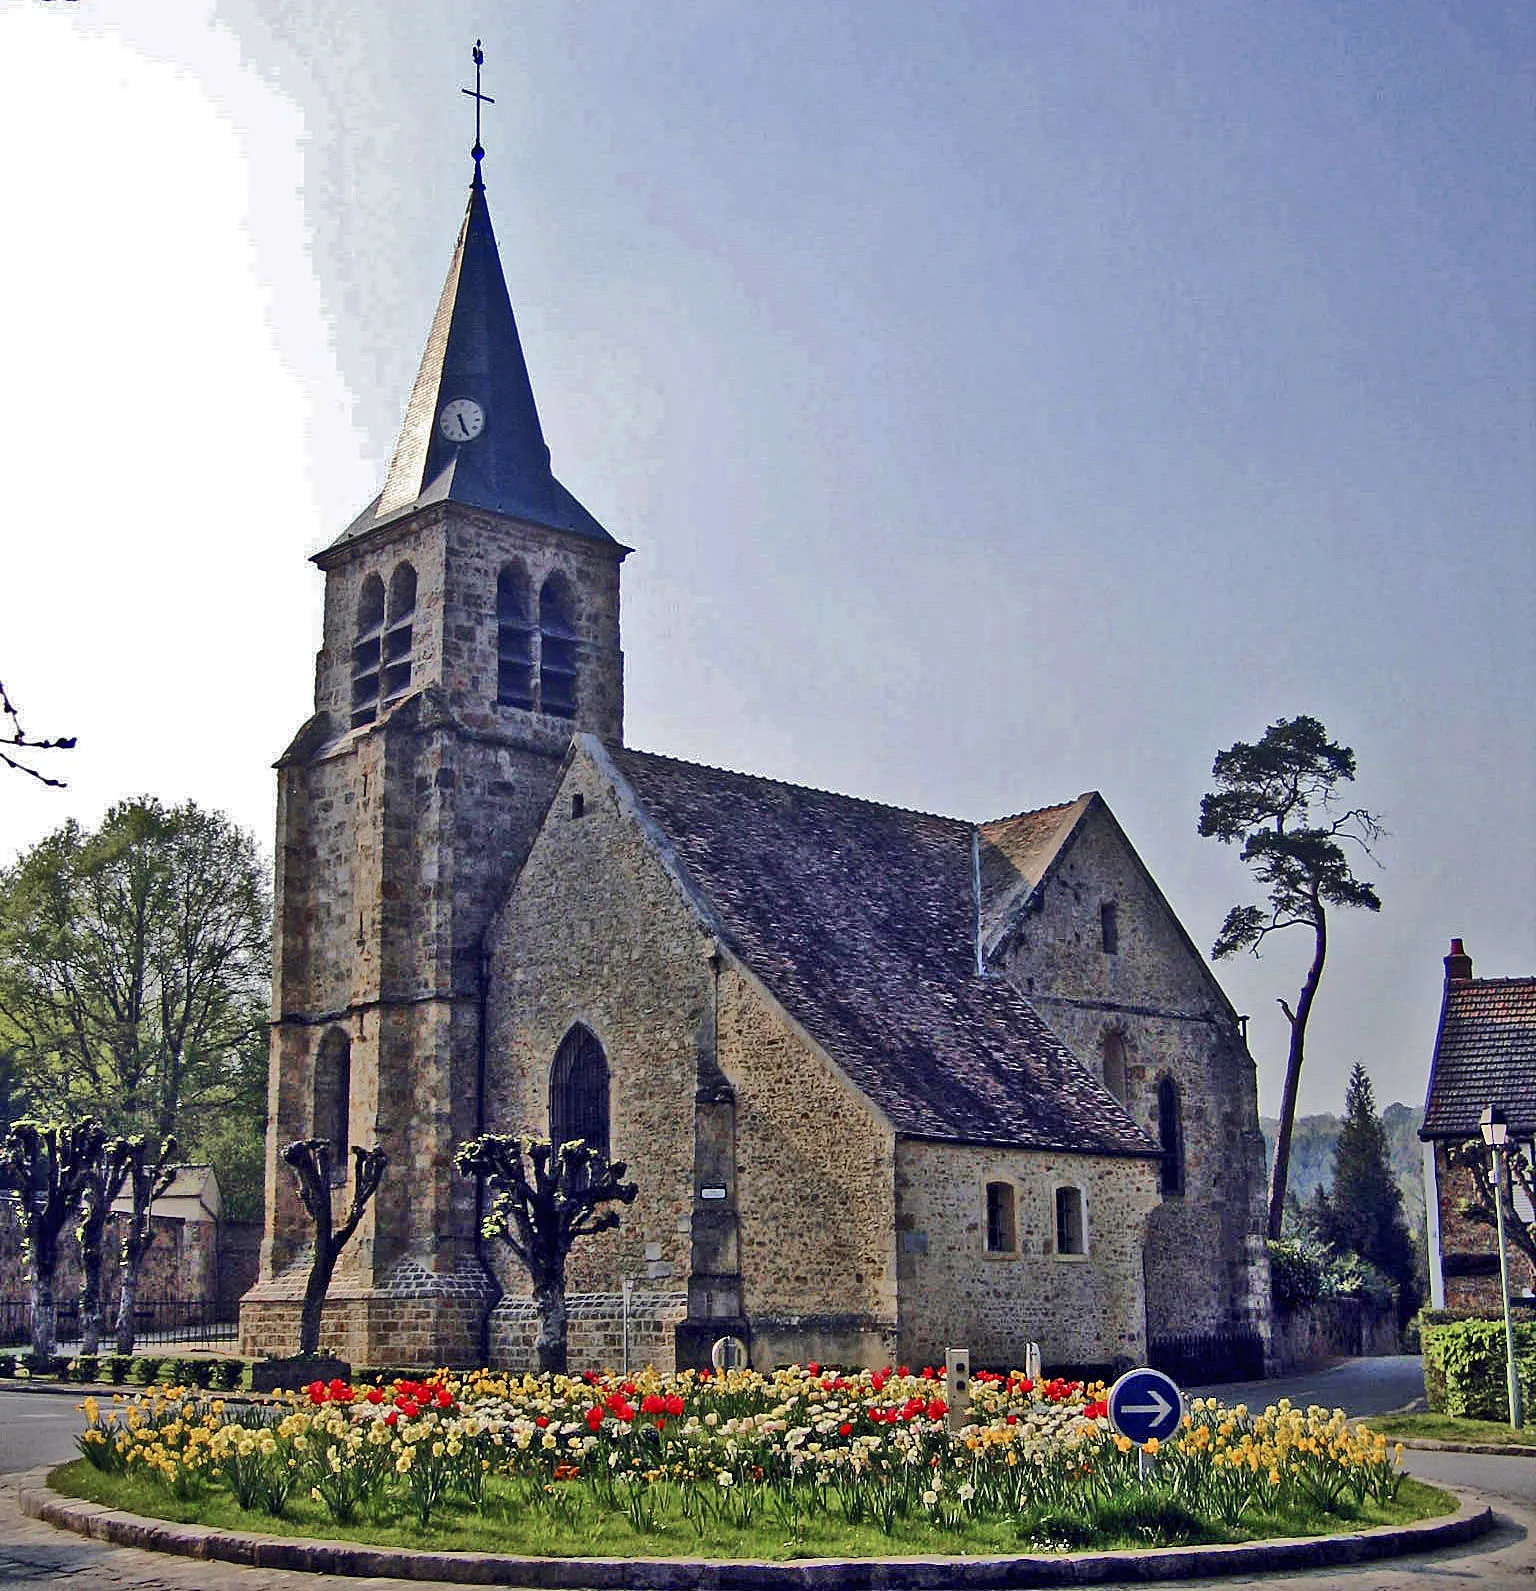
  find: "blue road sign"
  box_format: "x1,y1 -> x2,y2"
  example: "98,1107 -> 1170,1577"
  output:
1107,1367 -> 1184,1445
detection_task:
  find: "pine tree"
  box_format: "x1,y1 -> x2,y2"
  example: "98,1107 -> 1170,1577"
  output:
1321,1064 -> 1421,1322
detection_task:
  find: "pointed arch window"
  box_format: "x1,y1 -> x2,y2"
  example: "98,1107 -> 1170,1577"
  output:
1101,1031 -> 1128,1102
1158,1075 -> 1185,1197
549,1024 -> 608,1156
382,563 -> 417,708
313,1028 -> 351,1187
350,575 -> 386,728
496,563 -> 535,709
539,574 -> 577,719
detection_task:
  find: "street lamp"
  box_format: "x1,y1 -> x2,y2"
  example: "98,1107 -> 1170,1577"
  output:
1480,1104 -> 1525,1431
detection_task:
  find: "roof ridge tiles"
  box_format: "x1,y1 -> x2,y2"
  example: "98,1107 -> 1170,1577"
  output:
611,742 -> 977,829
980,795 -> 1090,828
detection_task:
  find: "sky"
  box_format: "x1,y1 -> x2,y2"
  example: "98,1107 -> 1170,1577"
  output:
1,0 -> 1531,1121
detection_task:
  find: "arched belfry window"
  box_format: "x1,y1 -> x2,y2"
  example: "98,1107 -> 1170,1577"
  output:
313,1028 -> 351,1187
350,575 -> 386,728
1101,1031 -> 1128,1102
549,1024 -> 609,1157
539,574 -> 577,719
496,564 -> 535,709
1157,1075 -> 1185,1197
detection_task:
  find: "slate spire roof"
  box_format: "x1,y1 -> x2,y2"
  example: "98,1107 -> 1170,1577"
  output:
593,740 -> 1160,1160
336,164 -> 616,547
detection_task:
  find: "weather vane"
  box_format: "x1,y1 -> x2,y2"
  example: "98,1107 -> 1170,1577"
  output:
462,39 -> 495,179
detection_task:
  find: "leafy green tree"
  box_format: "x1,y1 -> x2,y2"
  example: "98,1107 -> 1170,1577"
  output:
455,1134 -> 637,1373
1313,1064 -> 1422,1323
0,1118 -> 105,1358
1198,715 -> 1384,1239
0,798 -> 270,1219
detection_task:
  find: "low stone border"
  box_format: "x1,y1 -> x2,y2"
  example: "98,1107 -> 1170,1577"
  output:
1395,1436 -> 1536,1459
19,1475 -> 1495,1588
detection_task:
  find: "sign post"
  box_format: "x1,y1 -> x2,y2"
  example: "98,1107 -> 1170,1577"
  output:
1107,1366 -> 1184,1481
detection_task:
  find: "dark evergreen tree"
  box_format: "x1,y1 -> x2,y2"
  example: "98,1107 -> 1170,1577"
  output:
1317,1064 -> 1421,1323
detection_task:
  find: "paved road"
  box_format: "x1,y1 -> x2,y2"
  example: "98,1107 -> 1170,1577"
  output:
1195,1354 -> 1429,1420
0,1369 -> 1531,1590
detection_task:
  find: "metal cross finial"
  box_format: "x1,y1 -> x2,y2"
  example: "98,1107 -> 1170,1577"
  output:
462,39 -> 495,179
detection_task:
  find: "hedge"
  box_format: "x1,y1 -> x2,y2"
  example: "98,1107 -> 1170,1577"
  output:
1421,1316 -> 1536,1421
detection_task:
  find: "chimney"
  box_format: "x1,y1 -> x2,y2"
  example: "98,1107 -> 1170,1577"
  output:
1444,938 -> 1473,984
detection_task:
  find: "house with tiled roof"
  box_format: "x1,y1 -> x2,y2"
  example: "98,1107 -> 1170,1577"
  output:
243,130 -> 1273,1377
1421,940 -> 1536,1313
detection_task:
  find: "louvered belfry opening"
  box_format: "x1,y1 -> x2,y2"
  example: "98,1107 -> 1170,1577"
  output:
381,563 -> 417,708
496,563 -> 535,709
350,575 -> 386,727
538,573 -> 578,718
549,1024 -> 609,1157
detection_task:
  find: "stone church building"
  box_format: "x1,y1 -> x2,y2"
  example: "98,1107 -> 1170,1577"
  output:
240,151 -> 1272,1375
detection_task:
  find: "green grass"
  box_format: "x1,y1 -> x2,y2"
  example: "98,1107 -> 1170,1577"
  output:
48,1461 -> 1455,1561
1369,1412 -> 1536,1448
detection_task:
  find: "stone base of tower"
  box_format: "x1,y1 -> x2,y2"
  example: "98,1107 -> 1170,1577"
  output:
239,1257 -> 498,1370
489,1290 -> 687,1375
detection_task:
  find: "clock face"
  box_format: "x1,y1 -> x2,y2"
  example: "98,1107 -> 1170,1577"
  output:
439,397 -> 485,442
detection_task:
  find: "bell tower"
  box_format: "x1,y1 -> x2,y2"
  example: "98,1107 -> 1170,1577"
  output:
241,46 -> 627,1365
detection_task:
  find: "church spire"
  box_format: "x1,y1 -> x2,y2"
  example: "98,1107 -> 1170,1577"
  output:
369,43 -> 613,543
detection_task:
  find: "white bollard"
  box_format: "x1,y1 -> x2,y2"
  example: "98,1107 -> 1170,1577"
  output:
945,1347 -> 970,1433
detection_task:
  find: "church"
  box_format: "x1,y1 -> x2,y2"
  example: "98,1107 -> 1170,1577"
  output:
240,132 -> 1273,1377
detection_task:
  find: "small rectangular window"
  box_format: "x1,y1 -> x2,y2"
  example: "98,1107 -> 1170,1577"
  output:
1100,902 -> 1119,955
985,1181 -> 1016,1254
1055,1186 -> 1085,1255
571,793 -> 585,819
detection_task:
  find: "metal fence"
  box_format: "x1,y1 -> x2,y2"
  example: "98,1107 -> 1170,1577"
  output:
0,1297 -> 237,1351
1149,1328 -> 1266,1386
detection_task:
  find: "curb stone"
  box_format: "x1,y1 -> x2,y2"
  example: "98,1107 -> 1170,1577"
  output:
1394,1436 -> 1536,1459
19,1476 -> 1496,1588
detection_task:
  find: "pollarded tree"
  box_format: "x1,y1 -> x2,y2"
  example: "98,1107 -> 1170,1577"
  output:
0,1118 -> 105,1358
1198,714 -> 1384,1239
76,1136 -> 133,1357
112,1134 -> 176,1355
283,1139 -> 388,1358
455,1134 -> 637,1373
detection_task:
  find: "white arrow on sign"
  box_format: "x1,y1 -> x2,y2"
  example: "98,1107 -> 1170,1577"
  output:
1120,1388 -> 1172,1423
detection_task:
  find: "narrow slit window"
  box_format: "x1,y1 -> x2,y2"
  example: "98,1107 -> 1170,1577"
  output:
1100,901 -> 1119,955
1055,1186 -> 1085,1255
350,575 -> 385,728
496,564 -> 535,709
985,1181 -> 1016,1254
549,1023 -> 609,1157
313,1028 -> 351,1187
539,573 -> 578,719
1158,1076 -> 1185,1197
1101,1031 -> 1127,1102
381,562 -> 417,708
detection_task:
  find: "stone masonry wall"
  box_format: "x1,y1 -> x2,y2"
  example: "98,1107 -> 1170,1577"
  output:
715,968 -> 897,1364
483,749 -> 710,1304
0,1205 -> 217,1310
1434,1142 -> 1536,1313
993,802 -> 1272,1346
895,1139 -> 1159,1371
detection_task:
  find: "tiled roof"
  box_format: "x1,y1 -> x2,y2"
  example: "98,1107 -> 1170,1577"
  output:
601,743 -> 1159,1159
1422,977 -> 1536,1139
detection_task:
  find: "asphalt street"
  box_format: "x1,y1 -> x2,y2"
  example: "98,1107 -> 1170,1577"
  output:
0,1365 -> 1531,1590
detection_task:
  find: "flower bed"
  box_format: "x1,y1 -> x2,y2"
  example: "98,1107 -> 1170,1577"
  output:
61,1362 -> 1439,1558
